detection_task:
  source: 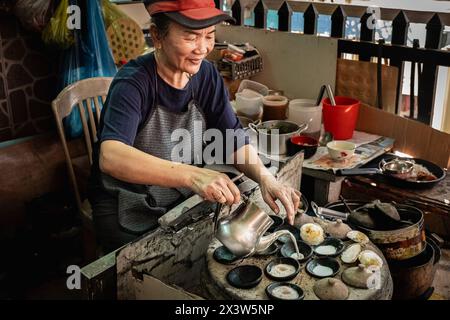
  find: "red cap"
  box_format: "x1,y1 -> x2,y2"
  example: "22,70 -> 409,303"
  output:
145,0 -> 235,29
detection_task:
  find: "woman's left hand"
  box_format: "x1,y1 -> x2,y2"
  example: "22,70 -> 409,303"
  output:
260,174 -> 301,225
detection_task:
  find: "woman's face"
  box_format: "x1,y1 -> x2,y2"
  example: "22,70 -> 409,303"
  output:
157,22 -> 216,75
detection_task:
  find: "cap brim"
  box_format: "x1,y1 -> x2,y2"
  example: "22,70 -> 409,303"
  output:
164,8 -> 236,30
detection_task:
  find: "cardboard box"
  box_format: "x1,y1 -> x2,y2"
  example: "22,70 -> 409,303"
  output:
133,273 -> 204,300
356,104 -> 450,169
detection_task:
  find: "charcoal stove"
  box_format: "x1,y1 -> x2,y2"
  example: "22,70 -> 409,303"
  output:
204,194 -> 393,300
323,199 -> 442,300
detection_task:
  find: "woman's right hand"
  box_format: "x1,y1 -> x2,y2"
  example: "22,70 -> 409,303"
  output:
188,168 -> 241,205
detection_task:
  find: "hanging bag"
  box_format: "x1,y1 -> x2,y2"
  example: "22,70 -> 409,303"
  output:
42,0 -> 74,49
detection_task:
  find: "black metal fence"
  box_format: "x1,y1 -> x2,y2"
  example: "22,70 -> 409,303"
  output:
215,0 -> 450,126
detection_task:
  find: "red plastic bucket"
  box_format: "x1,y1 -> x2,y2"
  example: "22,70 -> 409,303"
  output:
322,96 -> 360,140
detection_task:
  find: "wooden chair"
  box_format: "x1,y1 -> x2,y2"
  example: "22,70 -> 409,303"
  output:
52,77 -> 113,261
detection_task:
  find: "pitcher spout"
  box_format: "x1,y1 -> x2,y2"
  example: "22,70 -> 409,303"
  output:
255,229 -> 292,254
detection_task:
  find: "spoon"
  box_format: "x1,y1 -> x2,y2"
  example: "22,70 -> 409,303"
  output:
319,131 -> 333,146
339,196 -> 377,229
316,85 -> 326,106
315,84 -> 336,106
385,201 -> 414,227
325,85 -> 336,106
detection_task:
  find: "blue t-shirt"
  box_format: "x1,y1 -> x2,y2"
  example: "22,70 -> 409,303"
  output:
97,53 -> 247,157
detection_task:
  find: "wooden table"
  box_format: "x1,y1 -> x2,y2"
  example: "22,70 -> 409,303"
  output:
301,167 -> 346,206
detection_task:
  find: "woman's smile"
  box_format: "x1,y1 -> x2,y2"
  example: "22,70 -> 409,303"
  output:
188,58 -> 203,65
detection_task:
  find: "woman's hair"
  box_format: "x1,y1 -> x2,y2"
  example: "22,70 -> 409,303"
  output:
150,13 -> 172,39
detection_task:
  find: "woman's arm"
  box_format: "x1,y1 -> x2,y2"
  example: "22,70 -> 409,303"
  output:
100,140 -> 241,205
232,144 -> 301,225
100,140 -> 192,187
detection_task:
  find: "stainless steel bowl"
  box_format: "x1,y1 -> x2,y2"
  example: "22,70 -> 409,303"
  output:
249,120 -> 308,155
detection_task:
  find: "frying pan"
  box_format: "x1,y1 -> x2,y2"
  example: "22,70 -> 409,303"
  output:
338,154 -> 446,189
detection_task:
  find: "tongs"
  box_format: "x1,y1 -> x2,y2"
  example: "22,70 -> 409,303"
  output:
311,201 -> 349,221
316,84 -> 336,106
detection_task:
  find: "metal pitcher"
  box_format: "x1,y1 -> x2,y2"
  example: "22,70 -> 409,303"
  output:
214,199 -> 292,257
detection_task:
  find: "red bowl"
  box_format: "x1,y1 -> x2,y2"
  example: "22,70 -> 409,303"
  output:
287,136 -> 319,159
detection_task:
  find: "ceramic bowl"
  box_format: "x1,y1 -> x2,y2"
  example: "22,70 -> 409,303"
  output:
280,240 -> 313,262
327,141 -> 356,161
312,237 -> 345,257
213,246 -> 239,265
274,224 -> 301,244
306,257 -> 340,278
265,257 -> 300,281
267,215 -> 285,233
255,243 -> 280,256
266,282 -> 305,300
226,265 -> 262,289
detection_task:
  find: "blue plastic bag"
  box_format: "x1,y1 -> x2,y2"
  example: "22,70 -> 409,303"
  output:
60,0 -> 117,139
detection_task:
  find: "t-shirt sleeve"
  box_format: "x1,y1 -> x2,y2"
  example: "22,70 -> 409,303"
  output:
99,80 -> 143,146
203,64 -> 250,158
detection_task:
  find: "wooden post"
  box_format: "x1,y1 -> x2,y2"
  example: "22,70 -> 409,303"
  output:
278,1 -> 293,32
254,0 -> 268,29
410,39 -> 420,119
425,14 -> 444,49
231,0 -> 244,26
391,11 -> 410,115
214,0 -> 223,10
331,6 -> 347,39
417,14 -> 444,124
360,12 -> 375,61
303,4 -> 318,35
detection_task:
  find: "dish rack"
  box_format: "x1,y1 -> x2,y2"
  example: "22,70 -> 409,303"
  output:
228,55 -> 263,80
210,44 -> 264,80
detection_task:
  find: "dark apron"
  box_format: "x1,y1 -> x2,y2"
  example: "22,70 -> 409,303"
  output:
90,63 -> 206,249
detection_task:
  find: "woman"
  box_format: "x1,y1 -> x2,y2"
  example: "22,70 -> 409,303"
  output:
88,0 -> 301,252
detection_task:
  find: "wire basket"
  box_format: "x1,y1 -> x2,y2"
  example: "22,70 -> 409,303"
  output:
212,49 -> 263,80
230,55 -> 263,80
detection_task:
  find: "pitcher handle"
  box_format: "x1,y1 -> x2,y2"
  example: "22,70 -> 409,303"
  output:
213,202 -> 223,232
300,122 -> 309,133
293,122 -> 309,136
249,122 -> 258,133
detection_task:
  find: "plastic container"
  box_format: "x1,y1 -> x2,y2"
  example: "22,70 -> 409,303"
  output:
235,90 -> 263,120
262,95 -> 289,121
322,97 -> 360,140
288,99 -> 322,135
237,79 -> 269,96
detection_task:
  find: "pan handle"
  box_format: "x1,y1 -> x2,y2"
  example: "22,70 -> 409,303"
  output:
339,168 -> 381,176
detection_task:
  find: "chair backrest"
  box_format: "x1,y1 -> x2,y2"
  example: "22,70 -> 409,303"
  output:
52,77 -> 113,210
335,58 -> 399,114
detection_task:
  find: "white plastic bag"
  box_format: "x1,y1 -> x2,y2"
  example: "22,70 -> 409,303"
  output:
14,0 -> 54,32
